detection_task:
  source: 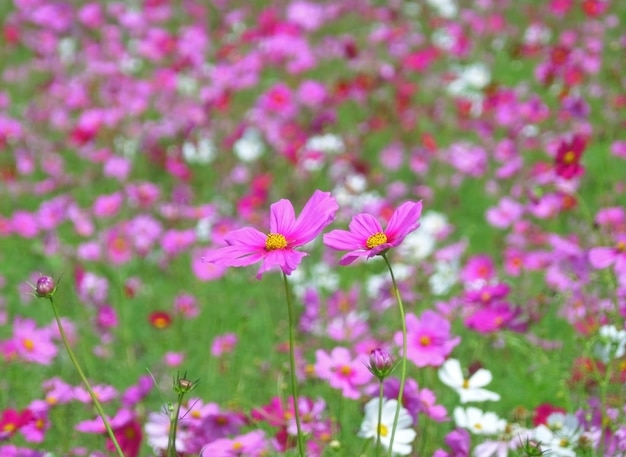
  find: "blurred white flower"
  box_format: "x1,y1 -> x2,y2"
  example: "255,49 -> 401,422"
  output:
447,63 -> 491,97
429,260 -> 459,296
234,128 -> 265,162
183,138 -> 216,164
305,133 -> 345,155
358,398 -> 416,456
439,359 -> 501,403
454,406 -> 506,435
594,324 -> 626,363
425,0 -> 458,18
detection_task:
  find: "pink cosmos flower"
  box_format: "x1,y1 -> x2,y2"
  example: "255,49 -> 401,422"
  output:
20,400 -> 49,443
323,201 -> 423,265
11,318 -> 57,365
395,311 -> 460,367
200,430 -> 268,457
76,409 -> 142,457
588,234 -> 626,275
314,347 -> 371,399
211,333 -> 238,357
203,190 -> 338,279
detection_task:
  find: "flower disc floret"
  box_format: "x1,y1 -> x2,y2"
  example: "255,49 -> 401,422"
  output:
265,233 -> 287,250
366,232 -> 388,249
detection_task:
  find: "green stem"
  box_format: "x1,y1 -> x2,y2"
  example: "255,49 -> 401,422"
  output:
375,381 -> 384,457
167,396 -> 184,457
282,273 -> 306,457
48,297 -> 126,457
382,254 -> 408,457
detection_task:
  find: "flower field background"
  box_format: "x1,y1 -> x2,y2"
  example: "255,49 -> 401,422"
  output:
1,0 -> 626,456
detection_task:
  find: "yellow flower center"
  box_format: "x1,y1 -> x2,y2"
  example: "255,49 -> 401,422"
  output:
3,423 -> 16,433
232,441 -> 243,451
419,335 -> 431,346
378,423 -> 389,437
563,151 -> 576,164
265,233 -> 287,250
617,241 -> 626,253
462,379 -> 470,389
366,232 -> 388,249
339,365 -> 352,376
22,338 -> 34,351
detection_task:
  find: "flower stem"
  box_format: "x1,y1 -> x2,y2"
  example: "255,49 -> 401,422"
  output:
48,297 -> 125,457
375,381 -> 384,457
282,273 -> 306,457
167,397 -> 183,457
382,254 -> 408,457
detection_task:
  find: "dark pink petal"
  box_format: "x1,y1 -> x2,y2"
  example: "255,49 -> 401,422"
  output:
269,200 -> 296,235
385,201 -> 423,245
588,247 -> 616,269
289,190 -> 338,245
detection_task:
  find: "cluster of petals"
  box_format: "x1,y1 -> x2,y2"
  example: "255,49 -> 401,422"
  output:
203,190 -> 338,278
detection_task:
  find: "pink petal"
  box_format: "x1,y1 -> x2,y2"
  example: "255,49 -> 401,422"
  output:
348,213 -> 383,239
588,247 -> 616,269
269,199 -> 296,235
223,227 -> 267,247
324,229 -> 365,251
289,190 -> 338,245
257,249 -> 307,278
385,201 -> 422,245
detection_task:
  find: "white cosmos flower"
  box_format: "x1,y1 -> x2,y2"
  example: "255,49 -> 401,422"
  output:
438,359 -> 500,403
454,406 -> 506,435
358,398 -> 416,456
533,413 -> 581,457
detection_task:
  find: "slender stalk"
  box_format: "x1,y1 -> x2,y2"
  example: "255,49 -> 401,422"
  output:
282,273 -> 306,457
167,397 -> 183,457
48,297 -> 125,457
382,254 -> 408,457
375,381 -> 384,457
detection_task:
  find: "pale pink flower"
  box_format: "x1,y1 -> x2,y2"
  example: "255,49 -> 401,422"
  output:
314,347 -> 371,399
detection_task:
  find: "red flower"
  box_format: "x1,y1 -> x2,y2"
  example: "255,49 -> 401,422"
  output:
554,135 -> 586,179
532,403 -> 566,426
149,311 -> 172,329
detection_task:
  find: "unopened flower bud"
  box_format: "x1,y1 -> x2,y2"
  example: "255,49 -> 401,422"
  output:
35,276 -> 57,298
367,348 -> 395,380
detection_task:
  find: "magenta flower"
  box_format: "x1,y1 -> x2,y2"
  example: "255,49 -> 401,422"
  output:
203,190 -> 338,278
395,311 -> 460,367
323,201 -> 423,265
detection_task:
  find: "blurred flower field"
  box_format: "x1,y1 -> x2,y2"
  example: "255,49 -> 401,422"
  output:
1,0 -> 626,456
